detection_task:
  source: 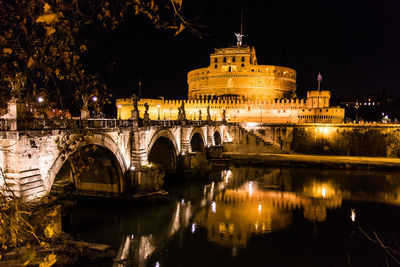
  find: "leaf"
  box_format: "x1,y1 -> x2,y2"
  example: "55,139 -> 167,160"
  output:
172,0 -> 182,10
44,224 -> 54,238
174,23 -> 185,36
39,253 -> 57,267
27,57 -> 34,68
2,48 -> 12,54
45,26 -> 56,36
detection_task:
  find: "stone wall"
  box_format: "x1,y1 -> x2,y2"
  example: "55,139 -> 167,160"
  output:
254,124 -> 400,158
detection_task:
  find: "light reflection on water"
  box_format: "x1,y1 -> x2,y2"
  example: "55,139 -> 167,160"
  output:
65,167 -> 400,266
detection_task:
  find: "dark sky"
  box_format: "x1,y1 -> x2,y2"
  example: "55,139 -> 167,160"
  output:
85,0 -> 400,100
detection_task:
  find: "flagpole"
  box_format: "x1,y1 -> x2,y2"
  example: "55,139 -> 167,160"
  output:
317,72 -> 322,92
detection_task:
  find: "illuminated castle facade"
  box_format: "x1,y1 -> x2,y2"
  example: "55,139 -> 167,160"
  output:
116,41 -> 344,123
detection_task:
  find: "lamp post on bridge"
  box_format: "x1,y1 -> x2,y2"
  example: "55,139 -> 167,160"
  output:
117,104 -> 122,120
355,103 -> 359,123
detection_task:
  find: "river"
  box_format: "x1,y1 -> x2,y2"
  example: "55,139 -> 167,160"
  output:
63,167 -> 400,267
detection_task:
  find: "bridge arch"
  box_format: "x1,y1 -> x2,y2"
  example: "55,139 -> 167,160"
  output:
147,129 -> 179,172
213,126 -> 223,146
189,127 -> 206,152
47,133 -> 127,193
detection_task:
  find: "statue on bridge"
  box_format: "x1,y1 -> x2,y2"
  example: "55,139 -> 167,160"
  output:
177,102 -> 186,121
80,95 -> 90,119
198,109 -> 202,121
143,102 -> 150,123
130,94 -> 140,122
222,109 -> 227,123
206,105 -> 211,121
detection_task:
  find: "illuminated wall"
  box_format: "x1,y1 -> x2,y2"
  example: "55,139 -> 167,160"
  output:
187,46 -> 296,101
116,92 -> 344,124
116,44 -> 345,124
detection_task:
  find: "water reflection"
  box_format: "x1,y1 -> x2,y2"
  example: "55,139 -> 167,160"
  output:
66,167 -> 400,266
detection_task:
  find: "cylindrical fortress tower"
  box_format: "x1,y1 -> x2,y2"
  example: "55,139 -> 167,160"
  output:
187,46 -> 297,101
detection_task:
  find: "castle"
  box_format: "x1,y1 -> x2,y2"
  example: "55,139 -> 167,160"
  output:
116,38 -> 344,124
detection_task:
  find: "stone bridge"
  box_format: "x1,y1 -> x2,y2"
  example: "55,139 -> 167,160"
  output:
0,119 -> 230,200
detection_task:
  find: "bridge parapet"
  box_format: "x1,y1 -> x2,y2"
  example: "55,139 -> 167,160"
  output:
0,118 -> 226,131
0,119 -> 229,200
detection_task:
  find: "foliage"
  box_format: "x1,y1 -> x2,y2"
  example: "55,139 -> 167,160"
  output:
191,153 -> 211,176
0,169 -> 60,265
0,0 -> 193,115
55,131 -> 98,181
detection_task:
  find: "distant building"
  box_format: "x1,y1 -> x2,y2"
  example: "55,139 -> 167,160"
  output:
117,40 -> 344,124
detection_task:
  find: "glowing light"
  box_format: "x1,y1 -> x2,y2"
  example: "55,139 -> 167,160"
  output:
118,104 -> 122,108
351,209 -> 356,222
155,261 -> 160,267
249,181 -> 253,197
157,104 -> 160,108
129,166 -> 135,171
322,187 -> 326,198
130,234 -> 134,239
181,199 -> 185,204
37,96 -> 44,103
191,223 -> 197,233
258,203 -> 262,214
315,126 -> 334,136
226,132 -> 233,142
245,122 -> 259,129
211,201 -> 216,213
225,170 -> 232,183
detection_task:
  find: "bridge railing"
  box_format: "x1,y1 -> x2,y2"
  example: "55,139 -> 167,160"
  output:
148,119 -> 224,127
0,119 -> 17,131
5,118 -> 130,131
0,118 -> 226,131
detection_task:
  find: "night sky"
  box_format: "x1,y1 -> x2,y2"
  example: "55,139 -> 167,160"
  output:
85,0 -> 400,100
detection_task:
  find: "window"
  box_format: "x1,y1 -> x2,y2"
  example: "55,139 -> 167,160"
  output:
214,64 -> 217,68
223,57 -> 226,63
228,66 -> 233,72
241,63 -> 244,67
214,58 -> 218,63
241,57 -> 245,62
232,57 -> 236,62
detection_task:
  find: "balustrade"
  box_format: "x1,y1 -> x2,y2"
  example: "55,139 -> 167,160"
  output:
0,117 -> 226,131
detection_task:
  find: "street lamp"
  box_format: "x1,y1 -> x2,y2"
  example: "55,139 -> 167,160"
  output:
117,104 -> 122,119
157,104 -> 160,120
355,103 -> 359,123
163,109 -> 166,120
37,96 -> 44,103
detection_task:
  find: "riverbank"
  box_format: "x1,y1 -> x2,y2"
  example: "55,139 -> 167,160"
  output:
222,152 -> 400,171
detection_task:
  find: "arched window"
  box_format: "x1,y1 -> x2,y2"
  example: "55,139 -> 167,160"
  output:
223,57 -> 226,63
241,57 -> 245,62
214,58 -> 218,63
232,57 -> 236,62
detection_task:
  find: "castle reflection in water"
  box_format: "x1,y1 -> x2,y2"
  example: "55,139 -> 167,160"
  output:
192,167 -> 400,248
108,167 -> 400,266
